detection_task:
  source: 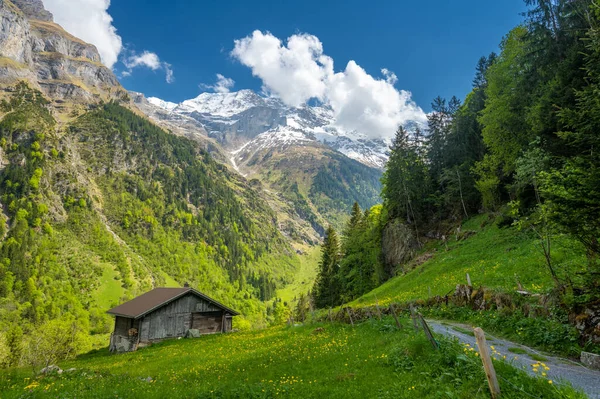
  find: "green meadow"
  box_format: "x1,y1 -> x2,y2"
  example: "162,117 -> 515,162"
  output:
0,317 -> 585,398
353,216 -> 587,308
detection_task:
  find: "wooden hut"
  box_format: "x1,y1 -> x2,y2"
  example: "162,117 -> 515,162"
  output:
107,287 -> 239,352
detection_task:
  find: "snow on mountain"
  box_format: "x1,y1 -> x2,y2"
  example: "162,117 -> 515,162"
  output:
176,89 -> 269,117
139,90 -> 398,169
147,97 -> 178,112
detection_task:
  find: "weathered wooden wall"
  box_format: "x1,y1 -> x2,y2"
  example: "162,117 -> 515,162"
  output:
137,293 -> 230,342
114,316 -> 140,336
191,311 -> 222,334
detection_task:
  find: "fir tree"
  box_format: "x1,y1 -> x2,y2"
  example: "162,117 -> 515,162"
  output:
313,225 -> 341,308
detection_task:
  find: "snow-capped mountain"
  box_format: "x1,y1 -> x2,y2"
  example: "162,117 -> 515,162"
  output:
142,90 -> 392,169
147,97 -> 178,112
132,89 -> 387,243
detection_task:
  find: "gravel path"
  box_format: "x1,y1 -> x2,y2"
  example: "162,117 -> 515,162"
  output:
427,320 -> 600,399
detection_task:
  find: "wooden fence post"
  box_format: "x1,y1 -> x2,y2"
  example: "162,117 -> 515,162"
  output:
410,305 -> 419,331
466,273 -> 472,287
328,307 -> 333,323
474,327 -> 501,399
418,314 -> 438,349
389,304 -> 402,329
345,307 -> 354,327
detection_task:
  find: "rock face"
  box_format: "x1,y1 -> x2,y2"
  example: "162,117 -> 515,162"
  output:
574,300 -> 600,346
581,352 -> 600,370
11,0 -> 52,21
0,0 -> 125,102
382,218 -> 418,271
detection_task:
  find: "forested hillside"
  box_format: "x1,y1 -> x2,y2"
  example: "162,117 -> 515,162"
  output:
0,83 -> 301,367
313,0 -> 600,323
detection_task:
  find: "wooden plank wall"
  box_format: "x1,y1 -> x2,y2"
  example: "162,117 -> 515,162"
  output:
191,313 -> 222,334
139,293 -> 224,341
114,316 -> 132,336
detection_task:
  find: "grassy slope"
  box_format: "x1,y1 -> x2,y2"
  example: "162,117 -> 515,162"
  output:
0,318 -> 584,398
353,215 -> 587,307
276,246 -> 320,305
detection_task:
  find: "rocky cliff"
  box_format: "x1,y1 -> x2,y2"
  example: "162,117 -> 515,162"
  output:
0,0 -> 125,106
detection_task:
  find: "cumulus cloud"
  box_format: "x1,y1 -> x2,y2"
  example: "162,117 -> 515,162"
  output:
43,0 -> 174,83
232,30 -> 426,138
123,51 -> 161,70
123,51 -> 174,83
232,31 -> 330,107
43,0 -> 122,68
200,74 -> 235,93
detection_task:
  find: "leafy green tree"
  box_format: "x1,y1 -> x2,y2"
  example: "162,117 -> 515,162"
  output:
4,325 -> 22,368
538,4 -> 600,290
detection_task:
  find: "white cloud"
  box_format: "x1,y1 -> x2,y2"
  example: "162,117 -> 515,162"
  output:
42,0 -> 122,68
123,51 -> 161,70
42,0 -> 174,83
381,68 -> 398,85
165,64 -> 174,84
200,74 -> 235,93
123,51 -> 175,83
232,31 -> 330,107
232,30 -> 426,138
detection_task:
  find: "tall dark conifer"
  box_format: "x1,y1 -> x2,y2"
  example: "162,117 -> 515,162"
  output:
313,225 -> 341,308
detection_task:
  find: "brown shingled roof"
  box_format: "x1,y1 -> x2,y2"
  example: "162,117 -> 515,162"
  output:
106,287 -> 239,318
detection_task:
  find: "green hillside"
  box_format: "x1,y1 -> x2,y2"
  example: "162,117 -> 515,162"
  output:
0,318 -> 584,399
353,215 -> 587,307
0,83 -> 302,365
309,1 -> 600,361
239,142 -> 382,240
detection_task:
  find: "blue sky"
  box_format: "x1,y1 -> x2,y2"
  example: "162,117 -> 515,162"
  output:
108,0 -> 526,110
45,0 -> 527,115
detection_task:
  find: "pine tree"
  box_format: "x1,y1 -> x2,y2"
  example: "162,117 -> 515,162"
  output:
381,126 -> 430,231
347,202 -> 362,231
313,225 -> 341,308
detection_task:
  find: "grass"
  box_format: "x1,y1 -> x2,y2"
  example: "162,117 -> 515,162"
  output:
0,317 -> 585,398
29,20 -> 89,45
0,56 -> 27,70
353,216 -> 587,308
452,326 -> 475,336
423,306 -> 582,357
94,263 -> 124,310
531,354 -> 549,362
276,246 -> 320,305
344,215 -> 589,357
508,347 -> 529,355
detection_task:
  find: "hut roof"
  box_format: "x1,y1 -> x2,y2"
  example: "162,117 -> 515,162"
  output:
106,287 -> 240,319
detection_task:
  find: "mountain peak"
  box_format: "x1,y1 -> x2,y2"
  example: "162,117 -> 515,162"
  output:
10,0 -> 53,21
177,89 -> 267,117
148,96 -> 178,112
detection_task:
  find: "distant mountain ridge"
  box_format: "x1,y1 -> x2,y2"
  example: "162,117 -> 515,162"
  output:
144,90 -> 392,169
133,90 -> 385,243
